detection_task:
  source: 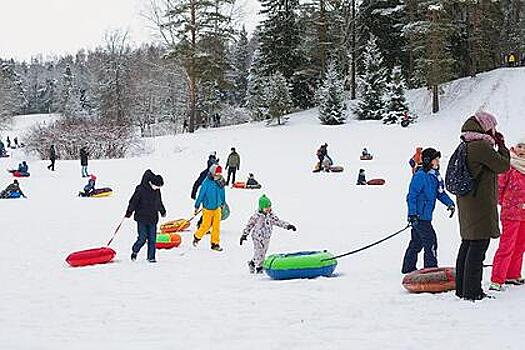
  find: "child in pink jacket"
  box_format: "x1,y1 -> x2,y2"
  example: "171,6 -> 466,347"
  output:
490,139 -> 525,291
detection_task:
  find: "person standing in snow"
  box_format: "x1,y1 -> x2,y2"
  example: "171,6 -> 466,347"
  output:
125,170 -> 167,263
489,139 -> 525,291
226,147 -> 240,186
14,137 -> 19,148
6,136 -> 11,149
409,147 -> 423,174
191,152 -> 219,200
0,140 -> 5,156
192,164 -> 226,252
314,143 -> 332,172
357,169 -> 367,185
47,145 -> 56,171
402,148 -> 455,274
80,147 -> 89,178
454,112 -> 510,301
240,195 -> 296,273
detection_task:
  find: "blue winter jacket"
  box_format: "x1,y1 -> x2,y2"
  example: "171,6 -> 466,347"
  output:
407,169 -> 454,221
195,176 -> 226,210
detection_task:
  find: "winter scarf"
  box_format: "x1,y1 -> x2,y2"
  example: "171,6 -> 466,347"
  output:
461,131 -> 496,146
510,149 -> 525,175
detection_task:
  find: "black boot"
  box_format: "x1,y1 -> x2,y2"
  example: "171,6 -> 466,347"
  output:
211,243 -> 223,252
131,252 -> 137,261
255,266 -> 264,274
247,260 -> 255,274
192,235 -> 200,247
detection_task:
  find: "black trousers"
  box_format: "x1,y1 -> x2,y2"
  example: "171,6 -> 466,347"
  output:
48,159 -> 55,171
226,168 -> 237,185
455,239 -> 490,299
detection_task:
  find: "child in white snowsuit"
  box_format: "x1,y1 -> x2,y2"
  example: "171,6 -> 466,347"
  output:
240,195 -> 296,273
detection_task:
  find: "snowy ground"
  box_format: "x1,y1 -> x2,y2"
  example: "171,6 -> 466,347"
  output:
1,68 -> 525,349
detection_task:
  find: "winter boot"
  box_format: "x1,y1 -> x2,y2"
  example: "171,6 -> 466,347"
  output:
148,259 -> 157,263
505,278 -> 525,286
131,252 -> 137,261
211,243 -> 223,252
255,266 -> 264,274
247,260 -> 255,274
464,291 -> 495,302
489,282 -> 503,292
192,235 -> 200,247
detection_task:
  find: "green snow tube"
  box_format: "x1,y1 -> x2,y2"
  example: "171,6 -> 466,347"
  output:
263,250 -> 337,280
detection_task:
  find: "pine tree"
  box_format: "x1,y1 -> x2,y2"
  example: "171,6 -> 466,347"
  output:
354,35 -> 388,120
231,27 -> 251,106
0,60 -> 26,121
246,49 -> 269,121
258,0 -> 307,107
384,66 -> 409,124
317,62 -> 346,125
59,65 -> 85,118
265,72 -> 293,125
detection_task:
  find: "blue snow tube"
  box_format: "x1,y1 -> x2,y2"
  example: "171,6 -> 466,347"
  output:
263,251 -> 337,280
8,191 -> 22,199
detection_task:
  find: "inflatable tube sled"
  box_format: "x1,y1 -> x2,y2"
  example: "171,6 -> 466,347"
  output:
232,182 -> 262,189
367,178 -> 386,186
402,267 -> 456,294
263,251 -> 337,280
66,247 -> 116,267
13,171 -> 30,178
160,219 -> 190,233
0,191 -> 22,199
79,188 -> 113,198
329,166 -> 344,173
0,154 -> 10,158
360,155 -> 373,161
156,233 -> 182,249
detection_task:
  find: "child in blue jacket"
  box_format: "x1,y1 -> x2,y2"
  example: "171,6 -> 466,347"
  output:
402,148 -> 455,274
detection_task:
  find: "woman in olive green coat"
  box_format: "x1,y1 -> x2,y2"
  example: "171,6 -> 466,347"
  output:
455,112 -> 510,301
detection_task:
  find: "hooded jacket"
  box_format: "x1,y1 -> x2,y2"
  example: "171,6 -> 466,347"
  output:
80,148 -> 88,166
126,170 -> 166,224
456,118 -> 510,240
407,168 -> 454,221
195,175 -> 226,210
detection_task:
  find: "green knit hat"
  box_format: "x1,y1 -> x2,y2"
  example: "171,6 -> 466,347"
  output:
258,194 -> 272,210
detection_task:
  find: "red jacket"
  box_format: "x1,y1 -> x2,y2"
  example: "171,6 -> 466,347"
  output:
499,167 -> 525,221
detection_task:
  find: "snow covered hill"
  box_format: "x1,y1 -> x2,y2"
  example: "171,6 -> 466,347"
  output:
1,68 -> 524,350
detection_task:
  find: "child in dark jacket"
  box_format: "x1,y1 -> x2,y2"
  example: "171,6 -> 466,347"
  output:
357,169 -> 367,185
246,173 -> 262,189
80,175 -> 96,197
125,170 -> 166,263
0,180 -> 26,198
402,148 -> 455,274
240,195 -> 296,273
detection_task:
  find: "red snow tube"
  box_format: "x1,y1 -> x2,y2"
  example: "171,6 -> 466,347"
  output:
402,267 -> 456,293
367,178 -> 386,186
232,182 -> 246,189
66,247 -> 116,267
13,171 -> 30,178
329,166 -> 344,173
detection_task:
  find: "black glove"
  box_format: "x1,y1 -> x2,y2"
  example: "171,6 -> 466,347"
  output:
494,131 -> 505,148
287,224 -> 297,232
125,211 -> 132,218
447,205 -> 456,218
408,215 -> 419,226
240,234 -> 248,246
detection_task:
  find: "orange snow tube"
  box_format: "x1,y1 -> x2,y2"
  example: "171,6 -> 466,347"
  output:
402,267 -> 456,293
367,178 -> 386,186
160,219 -> 190,233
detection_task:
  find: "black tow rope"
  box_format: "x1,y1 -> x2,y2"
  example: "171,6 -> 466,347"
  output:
322,224 -> 412,261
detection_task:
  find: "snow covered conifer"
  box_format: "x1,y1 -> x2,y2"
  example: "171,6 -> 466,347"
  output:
354,34 -> 388,120
317,62 -> 346,125
265,72 -> 293,125
384,66 -> 409,124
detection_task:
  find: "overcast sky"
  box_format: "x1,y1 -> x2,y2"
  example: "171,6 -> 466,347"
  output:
0,0 -> 260,61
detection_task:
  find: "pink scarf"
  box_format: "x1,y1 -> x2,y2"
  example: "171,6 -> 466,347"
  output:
461,131 -> 496,146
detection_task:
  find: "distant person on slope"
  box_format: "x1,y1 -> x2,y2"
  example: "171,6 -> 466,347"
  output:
80,147 -> 89,178
0,179 -> 26,199
191,152 -> 219,200
6,136 -> 10,148
314,143 -> 332,173
409,147 -> 423,174
18,161 -> 29,175
226,147 -> 240,186
357,169 -> 367,185
47,145 -> 56,171
125,170 -> 166,263
14,137 -> 19,148
246,173 -> 262,189
402,148 -> 455,274
240,195 -> 296,273
0,140 -> 5,156
192,164 -> 226,252
79,174 -> 97,197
